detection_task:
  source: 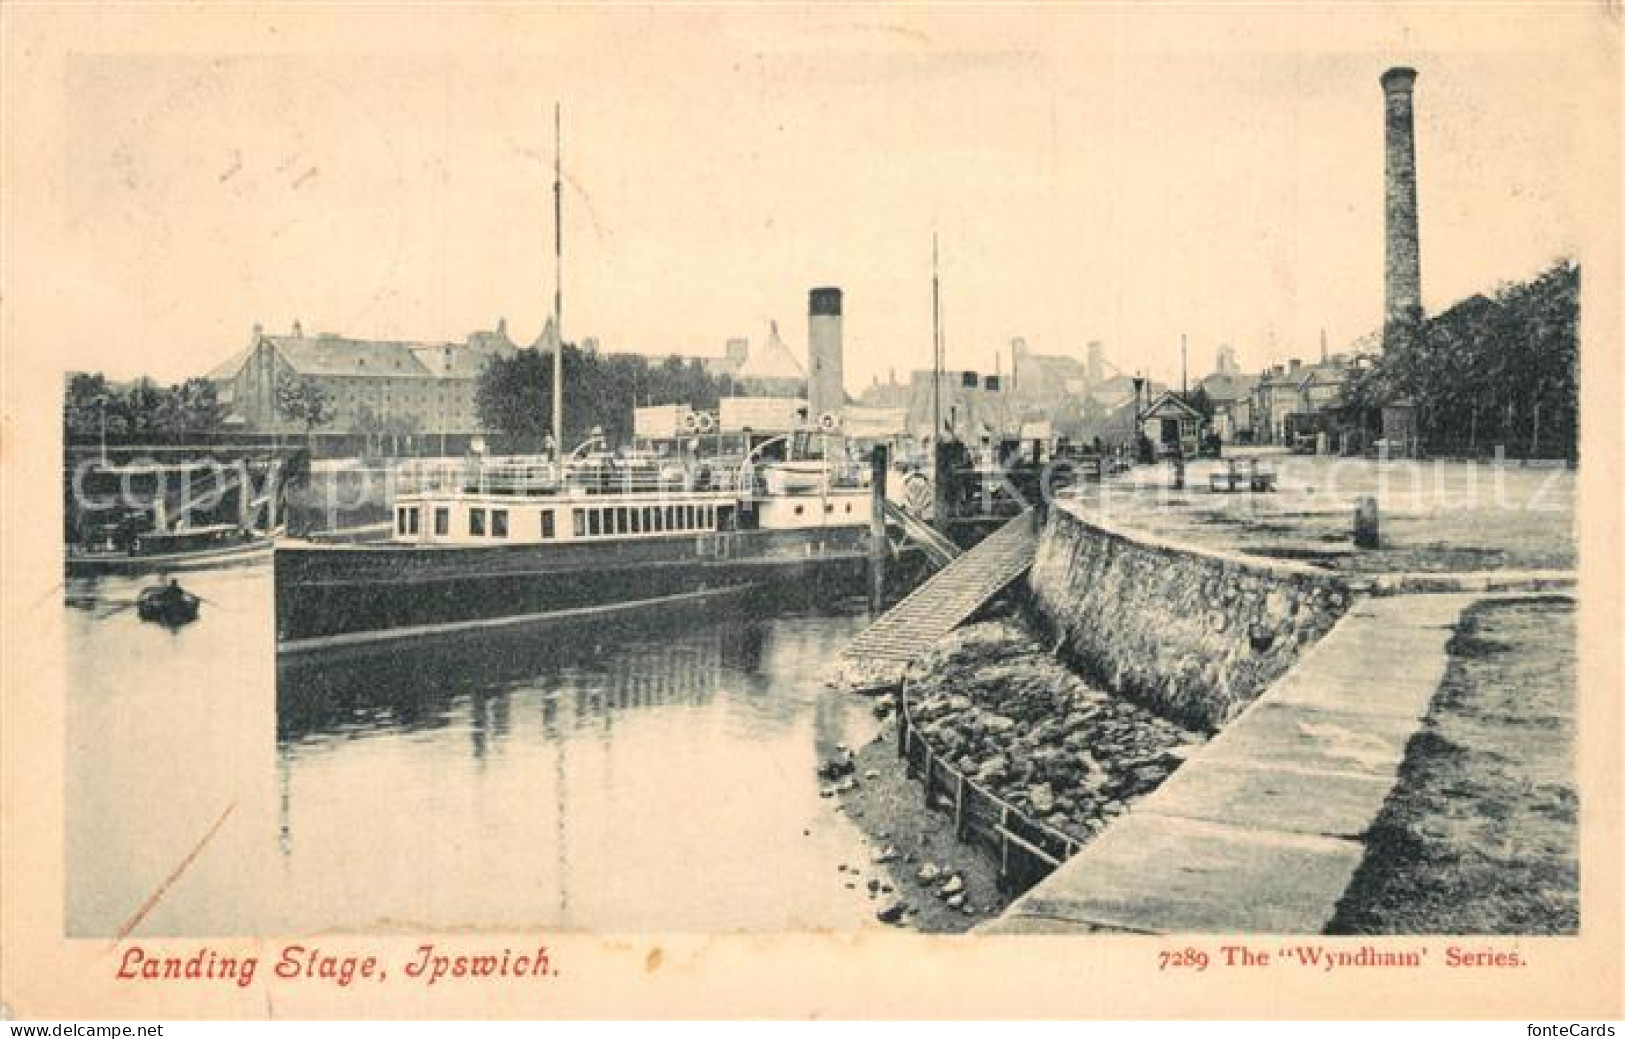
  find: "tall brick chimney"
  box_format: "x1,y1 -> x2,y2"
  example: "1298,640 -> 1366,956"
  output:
1381,67 -> 1422,351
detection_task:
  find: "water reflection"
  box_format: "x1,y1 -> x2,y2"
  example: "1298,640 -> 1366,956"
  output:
68,567 -> 884,935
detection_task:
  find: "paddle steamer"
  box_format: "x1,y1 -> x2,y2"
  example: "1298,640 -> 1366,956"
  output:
275,426 -> 874,651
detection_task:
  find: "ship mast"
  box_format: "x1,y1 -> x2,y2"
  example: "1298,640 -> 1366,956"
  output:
936,234 -> 949,445
552,102 -> 564,458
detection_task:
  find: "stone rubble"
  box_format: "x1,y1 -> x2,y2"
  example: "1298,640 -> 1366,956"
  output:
902,620 -> 1207,846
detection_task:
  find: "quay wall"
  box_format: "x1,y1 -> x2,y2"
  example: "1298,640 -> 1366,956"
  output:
1026,504 -> 1352,732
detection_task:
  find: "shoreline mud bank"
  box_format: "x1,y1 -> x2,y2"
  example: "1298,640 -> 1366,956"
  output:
827,617 -> 1206,931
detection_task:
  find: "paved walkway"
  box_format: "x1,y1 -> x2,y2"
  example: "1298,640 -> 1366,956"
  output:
982,592 -> 1488,934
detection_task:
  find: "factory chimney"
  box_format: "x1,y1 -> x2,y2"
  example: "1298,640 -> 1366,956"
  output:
807,287 -> 844,421
1381,67 -> 1423,352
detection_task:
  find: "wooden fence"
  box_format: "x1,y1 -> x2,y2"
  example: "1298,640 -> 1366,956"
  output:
896,680 -> 1084,895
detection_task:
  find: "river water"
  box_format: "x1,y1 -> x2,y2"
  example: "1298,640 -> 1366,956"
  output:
65,563 -> 885,935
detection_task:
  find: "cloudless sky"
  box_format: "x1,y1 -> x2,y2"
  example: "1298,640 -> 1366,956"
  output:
23,6 -> 1610,390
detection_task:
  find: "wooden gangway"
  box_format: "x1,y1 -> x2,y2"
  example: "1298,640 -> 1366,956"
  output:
843,508 -> 1040,668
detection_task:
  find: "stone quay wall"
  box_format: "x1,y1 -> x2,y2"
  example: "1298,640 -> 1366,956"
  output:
1027,504 -> 1353,732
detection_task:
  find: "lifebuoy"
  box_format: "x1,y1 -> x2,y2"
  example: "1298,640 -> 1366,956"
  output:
817,411 -> 840,433
697,411 -> 716,433
681,410 -> 700,433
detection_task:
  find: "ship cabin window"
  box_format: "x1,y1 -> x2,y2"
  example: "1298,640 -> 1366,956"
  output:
588,509 -> 602,537
541,509 -> 556,539
491,509 -> 509,538
825,503 -> 834,514
434,507 -> 449,536
572,508 -> 586,537
845,503 -> 853,514
469,507 -> 486,537
793,504 -> 805,517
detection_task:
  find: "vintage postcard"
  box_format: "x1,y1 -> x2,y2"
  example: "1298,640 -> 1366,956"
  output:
2,2 -> 1620,1021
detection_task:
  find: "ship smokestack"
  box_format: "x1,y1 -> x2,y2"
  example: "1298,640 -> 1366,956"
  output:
1381,67 -> 1422,351
808,287 -> 844,420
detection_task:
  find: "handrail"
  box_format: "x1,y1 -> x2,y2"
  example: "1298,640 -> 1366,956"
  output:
880,500 -> 962,568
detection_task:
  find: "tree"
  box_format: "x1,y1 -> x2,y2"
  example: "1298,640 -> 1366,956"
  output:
476,344 -> 742,451
1186,385 -> 1215,421
275,372 -> 335,449
174,378 -> 225,434
64,372 -> 112,438
115,378 -> 167,437
350,404 -> 387,457
476,348 -> 553,450
1337,259 -> 1578,458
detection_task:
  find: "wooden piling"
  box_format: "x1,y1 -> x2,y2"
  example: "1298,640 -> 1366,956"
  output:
869,445 -> 889,614
932,439 -> 952,535
1354,495 -> 1380,548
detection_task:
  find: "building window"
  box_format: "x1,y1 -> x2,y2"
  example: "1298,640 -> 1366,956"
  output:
653,506 -> 664,532
397,507 -> 409,536
573,508 -> 585,537
665,505 -> 676,530
541,509 -> 556,538
407,508 -> 419,535
469,507 -> 486,536
491,509 -> 509,538
434,507 -> 449,536
615,507 -> 629,534
794,504 -> 804,516
588,509 -> 602,536
630,508 -> 642,534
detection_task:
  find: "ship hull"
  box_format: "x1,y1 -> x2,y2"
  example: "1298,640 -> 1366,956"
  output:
275,527 -> 870,651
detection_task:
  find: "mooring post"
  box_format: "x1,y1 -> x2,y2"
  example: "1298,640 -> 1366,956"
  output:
869,445 -> 889,614
932,438 -> 952,536
1354,495 -> 1380,548
151,479 -> 169,532
238,461 -> 254,533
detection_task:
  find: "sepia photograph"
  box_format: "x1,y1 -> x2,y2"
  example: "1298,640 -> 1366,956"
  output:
3,1 -> 1620,1022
